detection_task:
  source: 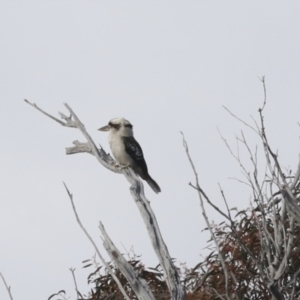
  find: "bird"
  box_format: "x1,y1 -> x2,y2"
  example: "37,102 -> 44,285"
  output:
98,118 -> 161,193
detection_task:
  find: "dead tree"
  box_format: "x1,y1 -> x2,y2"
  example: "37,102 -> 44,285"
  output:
25,100 -> 185,300
182,78 -> 300,299
24,78 -> 300,299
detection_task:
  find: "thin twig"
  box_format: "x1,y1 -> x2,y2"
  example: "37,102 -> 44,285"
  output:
63,183 -> 130,300
24,99 -> 75,127
189,182 -> 230,221
218,184 -> 232,221
69,268 -> 81,299
0,273 -> 13,300
258,108 -> 286,186
222,106 -> 258,134
258,76 -> 267,112
47,290 -> 67,300
228,177 -> 252,187
290,154 -> 300,190
182,133 -> 230,300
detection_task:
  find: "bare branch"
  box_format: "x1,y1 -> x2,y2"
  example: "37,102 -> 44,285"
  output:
189,180 -> 230,221
182,133 -> 230,300
26,101 -> 184,299
258,76 -> 267,112
290,154 -> 300,190
99,222 -> 156,300
0,273 -> 13,300
228,177 -> 252,187
222,106 -> 258,134
218,184 -> 232,221
124,168 -> 185,300
65,105 -> 184,297
24,99 -> 76,127
212,287 -> 226,300
69,268 -> 81,299
25,100 -> 120,173
63,183 -> 131,300
281,187 -> 300,222
66,141 -> 93,155
258,108 -> 287,186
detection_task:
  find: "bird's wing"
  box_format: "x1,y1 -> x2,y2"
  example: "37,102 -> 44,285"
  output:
122,136 -> 148,172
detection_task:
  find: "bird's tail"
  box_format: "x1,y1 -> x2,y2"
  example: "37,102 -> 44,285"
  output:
146,176 -> 161,194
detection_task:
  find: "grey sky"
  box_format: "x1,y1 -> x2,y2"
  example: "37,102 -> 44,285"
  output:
1,1 -> 300,299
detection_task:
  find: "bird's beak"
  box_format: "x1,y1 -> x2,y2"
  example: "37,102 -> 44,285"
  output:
98,125 -> 110,132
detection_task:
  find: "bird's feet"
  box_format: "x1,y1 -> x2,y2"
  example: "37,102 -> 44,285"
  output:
114,162 -> 130,170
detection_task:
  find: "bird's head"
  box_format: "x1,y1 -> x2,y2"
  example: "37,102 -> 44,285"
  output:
98,118 -> 133,137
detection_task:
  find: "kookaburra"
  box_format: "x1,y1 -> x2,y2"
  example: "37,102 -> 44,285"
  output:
98,118 -> 161,194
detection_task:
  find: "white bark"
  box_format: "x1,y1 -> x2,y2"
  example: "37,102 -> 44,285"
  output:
99,222 -> 156,300
219,78 -> 299,299
25,100 -> 184,300
182,134 -> 230,300
64,183 -> 131,300
123,168 -> 185,300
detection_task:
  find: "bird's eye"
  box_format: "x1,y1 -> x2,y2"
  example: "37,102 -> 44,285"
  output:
109,122 -> 121,130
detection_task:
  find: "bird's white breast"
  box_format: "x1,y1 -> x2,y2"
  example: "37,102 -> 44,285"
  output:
108,131 -> 132,165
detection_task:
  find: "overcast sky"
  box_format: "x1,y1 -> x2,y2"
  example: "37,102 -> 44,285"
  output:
1,1 -> 300,299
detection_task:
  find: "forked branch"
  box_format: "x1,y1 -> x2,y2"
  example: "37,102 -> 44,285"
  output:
25,100 -> 184,300
0,273 -> 13,300
63,183 -> 130,300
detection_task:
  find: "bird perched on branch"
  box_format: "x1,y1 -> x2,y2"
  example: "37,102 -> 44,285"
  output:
98,118 -> 161,194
